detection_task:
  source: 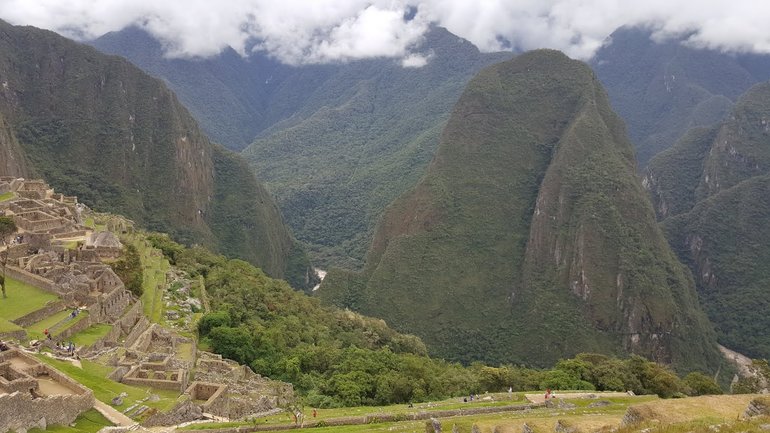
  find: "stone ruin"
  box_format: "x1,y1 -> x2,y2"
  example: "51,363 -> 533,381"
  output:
0,347 -> 94,433
108,325 -> 193,393
0,178 -> 294,426
191,352 -> 294,420
0,177 -> 82,238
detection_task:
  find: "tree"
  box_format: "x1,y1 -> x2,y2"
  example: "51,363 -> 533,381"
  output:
0,216 -> 17,299
683,372 -> 722,396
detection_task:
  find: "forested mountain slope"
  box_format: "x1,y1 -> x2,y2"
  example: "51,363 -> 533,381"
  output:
645,82 -> 770,359
242,28 -> 511,268
592,26 -> 770,166
320,50 -> 722,373
91,26 -> 511,269
0,20 -> 313,288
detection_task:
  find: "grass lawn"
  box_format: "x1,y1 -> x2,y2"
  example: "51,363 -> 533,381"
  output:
182,394 -> 659,431
0,318 -> 23,333
52,311 -> 90,337
131,236 -> 169,324
29,409 -> 113,433
183,394 -> 763,433
35,356 -> 181,414
175,341 -> 195,363
27,309 -> 72,339
0,191 -> 14,202
70,323 -> 113,347
0,277 -> 58,320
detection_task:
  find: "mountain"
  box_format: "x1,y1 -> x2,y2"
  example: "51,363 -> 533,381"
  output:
592,26 -> 770,166
320,50 -> 721,372
242,28 -> 512,268
91,27 -> 336,152
0,20 -> 313,288
645,82 -> 770,359
90,26 -> 511,269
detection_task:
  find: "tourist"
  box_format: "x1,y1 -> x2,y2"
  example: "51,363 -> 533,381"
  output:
312,409 -> 317,418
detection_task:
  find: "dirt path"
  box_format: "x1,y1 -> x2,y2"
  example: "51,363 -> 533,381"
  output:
524,391 -> 630,404
94,400 -> 136,427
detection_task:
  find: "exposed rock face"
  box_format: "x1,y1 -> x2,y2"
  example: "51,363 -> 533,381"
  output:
647,82 -> 770,359
554,420 -> 578,433
0,20 -> 312,287
744,397 -> 770,418
321,50 -> 721,372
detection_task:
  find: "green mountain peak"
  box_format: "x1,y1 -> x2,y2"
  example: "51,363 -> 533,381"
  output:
321,50 -> 721,372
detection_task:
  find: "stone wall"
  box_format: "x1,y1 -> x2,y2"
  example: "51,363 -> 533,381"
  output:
186,382 -> 229,418
54,315 -> 93,341
121,366 -> 188,392
5,266 -> 57,294
0,329 -> 27,341
119,300 -> 144,334
12,301 -> 65,328
0,349 -> 95,433
0,391 -> 95,432
94,289 -> 131,323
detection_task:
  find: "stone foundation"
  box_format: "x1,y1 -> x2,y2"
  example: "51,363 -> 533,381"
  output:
0,348 -> 94,433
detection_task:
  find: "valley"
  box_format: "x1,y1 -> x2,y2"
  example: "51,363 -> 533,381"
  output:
0,7 -> 769,433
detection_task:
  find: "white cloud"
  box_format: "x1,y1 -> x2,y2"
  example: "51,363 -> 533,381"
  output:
401,53 -> 431,68
1,0 -> 769,65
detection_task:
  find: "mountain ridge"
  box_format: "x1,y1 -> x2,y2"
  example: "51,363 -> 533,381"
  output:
320,50 -> 721,372
646,81 -> 770,359
0,19 -> 313,288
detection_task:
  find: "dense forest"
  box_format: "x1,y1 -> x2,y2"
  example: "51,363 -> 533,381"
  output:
145,234 -> 732,408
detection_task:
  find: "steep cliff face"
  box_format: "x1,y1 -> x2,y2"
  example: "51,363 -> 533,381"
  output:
646,82 -> 770,358
321,50 -> 721,371
0,20 -> 311,286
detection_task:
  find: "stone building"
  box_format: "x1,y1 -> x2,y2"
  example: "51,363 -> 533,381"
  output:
0,347 -> 95,433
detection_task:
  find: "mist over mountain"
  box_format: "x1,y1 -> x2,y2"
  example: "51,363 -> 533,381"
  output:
91,27 -> 335,151
646,82 -> 770,359
592,26 -> 770,166
92,26 -> 510,268
0,20 -> 313,288
320,50 -> 721,372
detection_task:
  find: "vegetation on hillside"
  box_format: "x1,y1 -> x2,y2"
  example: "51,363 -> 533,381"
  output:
148,235 -> 722,408
591,26 -> 770,166
0,19 -> 312,289
647,82 -> 770,359
320,50 -> 721,373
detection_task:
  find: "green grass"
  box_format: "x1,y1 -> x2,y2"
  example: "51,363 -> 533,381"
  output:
69,323 -> 113,347
0,318 -> 23,333
84,217 -> 95,228
0,277 -> 58,320
175,341 -> 194,362
183,394 -> 659,432
27,309 -> 73,340
131,237 -> 169,324
28,409 -> 113,433
53,311 -> 90,336
35,356 -> 180,413
0,191 -> 14,202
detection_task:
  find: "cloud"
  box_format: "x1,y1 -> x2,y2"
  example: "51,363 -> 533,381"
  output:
1,0 -> 769,65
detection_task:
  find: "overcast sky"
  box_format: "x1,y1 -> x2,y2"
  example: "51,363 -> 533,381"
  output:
1,0 -> 768,65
